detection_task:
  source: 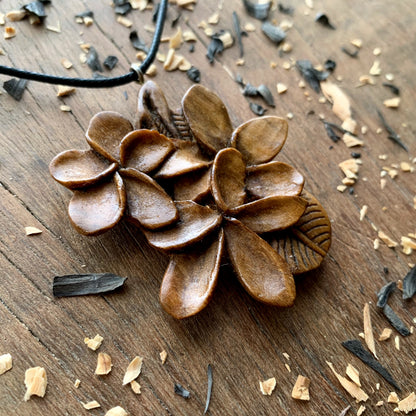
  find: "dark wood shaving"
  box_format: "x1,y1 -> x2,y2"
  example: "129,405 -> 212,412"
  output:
243,83 -> 258,97
323,121 -> 341,142
341,46 -> 359,58
338,406 -> 351,416
235,74 -> 245,87
171,11 -> 182,28
382,83 -> 400,96
3,78 -> 28,101
174,383 -> 190,399
53,273 -> 126,297
189,44 -> 195,53
23,1 -> 47,20
324,59 -> 336,72
296,60 -> 329,93
315,12 -> 336,29
75,10 -> 93,19
204,364 -> 213,414
92,72 -> 107,79
278,3 -> 294,15
129,31 -> 149,54
342,339 -> 400,390
322,120 -> 355,138
249,102 -> 267,116
376,109 -> 408,152
187,66 -> 201,83
232,11 -> 244,58
261,22 -> 286,45
351,152 -> 361,158
403,265 -> 416,300
86,47 -> 103,72
257,84 -> 275,107
103,55 -> 118,70
383,304 -> 411,336
376,281 -> 396,308
243,0 -> 271,20
206,33 -> 224,63
114,3 -> 132,15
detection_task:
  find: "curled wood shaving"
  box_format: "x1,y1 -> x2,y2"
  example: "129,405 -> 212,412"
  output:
95,353 -> 112,375
259,377 -> 276,395
388,391 -> 400,403
0,353 -> 12,375
379,327 -> 392,341
337,185 -> 347,193
24,367 -> 47,401
291,375 -> 310,400
396,392 -> 416,414
122,356 -> 143,385
84,334 -> 103,351
320,81 -> 351,121
130,380 -> 141,394
160,350 -> 167,364
105,406 -> 128,416
83,400 -> 100,410
363,303 -> 377,359
326,362 -> 369,402
25,226 -> 42,236
183,29 -> 197,42
378,231 -> 398,248
346,363 -> 361,386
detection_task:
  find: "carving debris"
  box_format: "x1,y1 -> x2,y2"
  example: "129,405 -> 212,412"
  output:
24,367 -> 47,401
259,377 -> 276,395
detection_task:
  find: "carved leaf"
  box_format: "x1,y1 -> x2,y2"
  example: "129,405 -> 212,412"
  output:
270,191 -> 331,274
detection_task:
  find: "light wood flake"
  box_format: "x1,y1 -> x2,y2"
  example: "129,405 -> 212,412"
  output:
0,353 -> 12,375
122,356 -> 143,385
359,205 -> 368,221
95,353 -> 112,375
346,364 -> 361,386
83,400 -> 100,410
260,377 -> 276,395
277,83 -> 288,94
25,226 -> 42,236
363,303 -> 377,359
74,379 -> 81,388
117,16 -> 133,28
357,405 -> 366,416
395,335 -> 400,351
376,400 -> 384,406
369,60 -> 381,76
84,334 -> 104,351
57,86 -> 76,97
378,231 -> 398,248
105,406 -> 128,416
379,327 -> 392,341
61,58 -> 73,69
24,367 -> 47,401
396,392 -> 416,414
160,350 -> 167,364
130,380 -> 141,394
4,26 -> 17,39
401,236 -> 416,255
320,81 -> 351,122
169,27 -> 182,49
388,391 -> 400,403
291,375 -> 310,400
6,10 -> 27,21
384,97 -> 400,108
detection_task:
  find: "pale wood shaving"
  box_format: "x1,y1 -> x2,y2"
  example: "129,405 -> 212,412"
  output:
4,26 -> 17,39
244,22 -> 256,32
280,19 -> 293,30
117,16 -> 133,28
163,48 -> 184,71
384,97 -> 400,108
84,334 -> 104,351
395,335 -> 400,351
376,400 -> 384,406
208,11 -> 220,25
236,58 -> 245,66
283,352 -> 290,360
24,367 -> 47,401
277,83 -> 288,94
342,178 -> 355,186
378,231 -> 398,248
130,0 -> 148,10
346,364 -> 361,386
373,47 -> 382,56
337,185 -> 347,193
169,27 -> 182,49
401,236 -> 416,255
177,0 -> 197,7
281,42 -> 292,53
379,327 -> 392,341
95,353 -> 112,375
105,406 -> 129,416
305,0 -> 314,9
183,29 -> 197,42
123,356 -> 143,385
320,81 -> 351,121
145,64 -> 157,77
388,391 -> 400,403
61,58 -> 73,69
374,238 -> 380,250
60,105 -> 72,112
358,75 -> 375,86
79,43 -> 91,52
359,205 -> 368,221
397,279 -> 403,291
79,53 -> 87,64
396,392 -> 416,414
400,162 -> 413,172
361,126 -> 368,134
357,405 -> 366,416
0,13 -> 5,25
218,31 -> 233,48
286,112 -> 294,120
351,39 -> 363,48
0,353 -> 12,375
6,10 -> 27,21
318,96 -> 326,103
259,377 -> 276,395
57,85 -> 76,97
282,61 -> 291,70
385,73 -> 394,81
343,133 -> 364,147
380,178 -> 387,190
131,380 -> 141,394
178,58 -> 192,71
74,379 -> 81,388
25,226 -> 42,236
136,51 -> 147,61
376,383 -> 380,390
291,375 -> 310,400
285,364 -> 291,372
83,400 -> 100,410
369,60 -> 381,76
363,303 -> 377,359
160,350 -> 167,364
326,362 -> 369,402
339,159 -> 360,179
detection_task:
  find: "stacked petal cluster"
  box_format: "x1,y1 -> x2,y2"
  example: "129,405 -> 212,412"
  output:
50,81 -> 331,319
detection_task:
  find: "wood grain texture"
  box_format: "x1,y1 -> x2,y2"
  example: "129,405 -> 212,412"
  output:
0,1 -> 415,415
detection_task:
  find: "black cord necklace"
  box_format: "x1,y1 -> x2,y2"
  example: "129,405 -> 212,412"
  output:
0,0 -> 168,88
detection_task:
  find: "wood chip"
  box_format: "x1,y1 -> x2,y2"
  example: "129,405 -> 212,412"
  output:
363,303 -> 377,359
400,162 -> 412,172
105,406 -> 128,416
122,356 -> 143,385
337,185 -> 347,193
320,81 -> 351,121
326,362 -> 369,402
130,380 -> 141,394
25,226 -> 42,236
4,26 -> 16,39
342,178 -> 355,186
291,375 -> 310,400
163,48 -> 183,71
359,205 -> 368,221
177,0 -> 197,7
285,364 -> 291,372
305,0 -> 314,9
357,405 -> 366,416
379,327 -> 392,341
84,334 -> 103,351
388,392 -> 400,403
74,379 -> 81,388
60,105 -> 72,112
276,83 -> 288,94
208,11 -> 220,25
369,60 -> 381,76
351,39 -> 363,48
396,392 -> 416,414
83,401 -> 100,410
6,10 -> 27,21
374,238 -> 380,250
373,48 -> 382,56
259,377 -> 276,395
378,231 -> 398,248
339,159 -> 360,179
0,13 -> 5,25
376,400 -> 383,406
346,364 -> 361,386
384,97 -> 400,108
24,367 -> 47,401
145,64 -> 157,77
394,335 -> 400,351
244,22 -> 256,32
401,236 -> 416,255
169,27 -> 182,49
117,16 -> 133,28
160,350 -> 167,364
61,58 -> 73,69
95,353 -> 112,375
183,29 -> 197,42
57,85 -> 76,97
283,352 -> 290,360
0,353 -> 12,375
83,17 -> 93,27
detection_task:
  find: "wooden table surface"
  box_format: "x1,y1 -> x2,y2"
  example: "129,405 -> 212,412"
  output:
1,0 -> 415,415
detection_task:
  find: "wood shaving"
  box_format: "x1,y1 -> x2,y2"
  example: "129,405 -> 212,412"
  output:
244,22 -> 256,32
388,391 -> 400,403
123,356 -> 143,385
291,375 -> 310,400
57,86 -> 76,97
6,10 -> 27,21
376,383 -> 380,390
74,379 -> 81,388
357,405 -> 366,416
24,367 -> 47,401
400,162 -> 413,172
339,159 -> 360,179
218,31 -> 233,48
283,352 -> 290,360
105,406 -> 128,416
84,334 -> 103,351
163,48 -> 183,71
342,178 -> 355,186
363,303 -> 377,359
396,392 -> 416,414
277,83 -> 288,94
259,377 -> 276,395
379,327 -> 392,341
160,350 -> 167,364
130,0 -> 148,10
60,105 -> 71,112
326,362 -> 369,402
25,226 -> 42,236
281,42 -> 292,53
4,26 -> 16,39
358,75 -> 375,86
83,17 -> 93,27
359,205 -> 368,221
305,0 -> 314,9
83,400 -> 100,410
376,400 -> 384,406
282,61 -> 291,70
373,48 -> 382,56
369,60 -> 381,76
145,64 -> 157,77
374,238 -> 380,250
361,126 -> 368,134
385,73 -> 394,81
343,134 -> 364,147
285,364 -> 291,372
117,16 -> 133,28
280,20 -> 293,30
61,58 -> 73,69
95,353 -> 112,375
130,380 -> 141,394
378,231 -> 398,248
320,81 -> 351,122
383,97 -> 400,108
0,353 -> 12,375
401,236 -> 416,255
337,185 -> 347,193
177,0 -> 197,7
79,43 -> 91,52
208,11 -> 220,25
79,53 -> 87,64
0,13 -> 5,25
346,363 -> 361,386
236,58 -> 245,66
395,335 -> 400,351
351,39 -> 363,48
178,58 -> 192,71
169,27 -> 182,49
136,51 -> 147,61
318,96 -> 326,103
183,30 -> 197,42
287,112 -> 294,119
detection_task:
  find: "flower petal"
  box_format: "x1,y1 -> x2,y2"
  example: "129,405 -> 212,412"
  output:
230,196 -> 307,233
119,168 -> 178,230
211,148 -> 246,212
68,172 -> 126,235
86,111 -> 133,163
223,218 -> 295,306
155,140 -> 211,179
182,84 -> 232,153
160,230 -> 224,319
120,129 -> 174,173
143,201 -> 222,252
246,162 -> 304,199
173,167 -> 211,202
230,116 -> 288,165
49,149 -> 117,190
